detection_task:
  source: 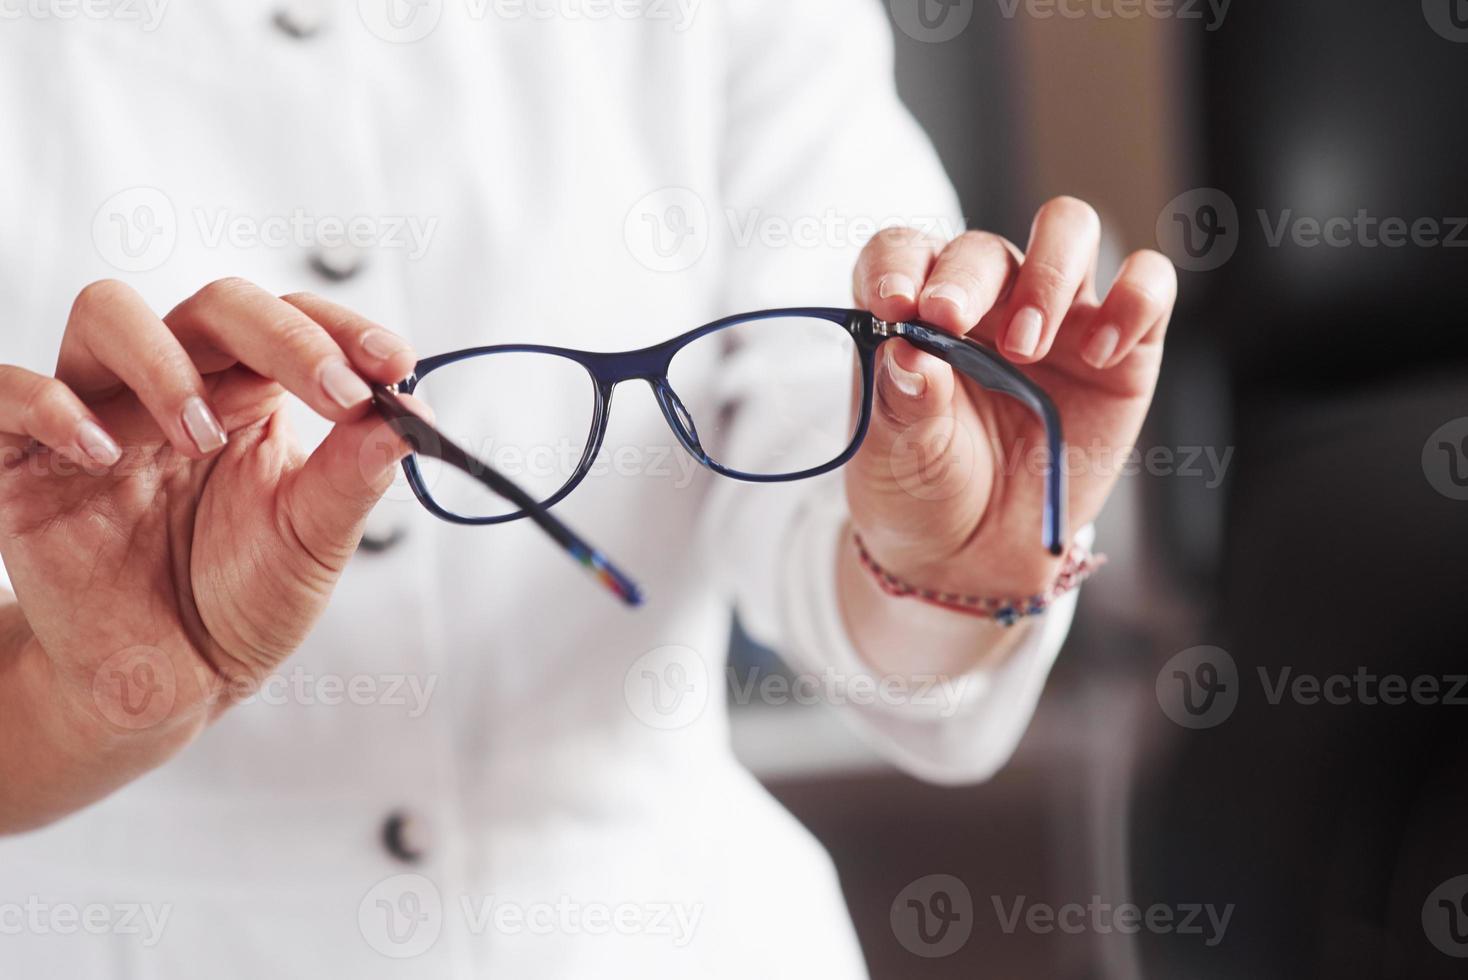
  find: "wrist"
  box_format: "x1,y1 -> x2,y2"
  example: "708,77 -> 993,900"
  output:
849,525 -> 1102,627
837,527 -> 1035,679
849,517 -> 1069,600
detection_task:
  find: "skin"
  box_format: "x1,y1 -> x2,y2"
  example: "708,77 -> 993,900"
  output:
0,200 -> 1175,833
840,198 -> 1176,678
0,279 -> 424,832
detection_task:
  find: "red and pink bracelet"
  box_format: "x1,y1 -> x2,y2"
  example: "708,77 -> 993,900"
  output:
852,531 -> 1105,627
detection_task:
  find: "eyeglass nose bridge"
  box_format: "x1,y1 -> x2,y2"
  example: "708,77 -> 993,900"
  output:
648,377 -> 713,468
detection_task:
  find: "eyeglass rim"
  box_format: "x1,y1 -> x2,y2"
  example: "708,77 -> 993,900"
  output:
397,307 -> 1065,554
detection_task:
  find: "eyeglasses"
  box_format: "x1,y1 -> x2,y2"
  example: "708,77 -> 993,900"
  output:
372,307 -> 1066,607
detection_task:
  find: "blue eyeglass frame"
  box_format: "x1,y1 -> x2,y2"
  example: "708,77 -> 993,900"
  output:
389,307 -> 1066,559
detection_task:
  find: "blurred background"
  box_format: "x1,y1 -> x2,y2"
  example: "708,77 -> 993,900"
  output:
729,2 -> 1468,976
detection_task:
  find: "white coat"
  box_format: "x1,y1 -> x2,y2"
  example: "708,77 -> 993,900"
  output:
0,1 -> 1078,975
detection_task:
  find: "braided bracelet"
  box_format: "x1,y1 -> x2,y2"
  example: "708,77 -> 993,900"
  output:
852,531 -> 1106,627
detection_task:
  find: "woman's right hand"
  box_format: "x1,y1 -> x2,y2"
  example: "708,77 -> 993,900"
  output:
0,278 -> 420,833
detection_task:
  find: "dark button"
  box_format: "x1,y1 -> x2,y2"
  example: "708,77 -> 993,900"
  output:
309,244 -> 367,282
273,2 -> 326,39
358,525 -> 407,554
382,810 -> 427,864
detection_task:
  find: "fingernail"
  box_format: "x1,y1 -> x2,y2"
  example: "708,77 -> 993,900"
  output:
181,397 -> 228,454
1083,325 -> 1121,369
1006,307 -> 1044,358
361,329 -> 411,361
321,360 -> 372,409
924,283 -> 968,313
885,351 -> 927,399
878,274 -> 917,302
76,420 -> 122,466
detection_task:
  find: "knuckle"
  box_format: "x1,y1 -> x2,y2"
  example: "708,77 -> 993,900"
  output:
1130,249 -> 1180,287
953,231 -> 1017,271
279,290 -> 320,309
271,314 -> 332,361
196,276 -> 257,308
871,225 -> 936,255
20,377 -> 70,428
70,278 -> 131,322
872,226 -> 918,247
931,263 -> 984,297
1020,255 -> 1075,301
1039,195 -> 1101,236
1112,278 -> 1171,316
956,229 -> 998,249
138,336 -> 196,386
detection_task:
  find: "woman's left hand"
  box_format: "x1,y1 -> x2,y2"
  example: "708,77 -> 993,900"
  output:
843,197 -> 1178,600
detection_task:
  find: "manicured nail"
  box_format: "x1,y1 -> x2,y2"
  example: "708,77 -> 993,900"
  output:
181,397 -> 228,454
321,360 -> 372,409
76,420 -> 122,466
878,274 -> 917,302
885,351 -> 927,399
1006,307 -> 1044,358
924,283 -> 968,313
1083,325 -> 1121,369
361,329 -> 411,361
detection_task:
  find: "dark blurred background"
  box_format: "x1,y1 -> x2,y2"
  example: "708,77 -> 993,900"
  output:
729,2 -> 1468,976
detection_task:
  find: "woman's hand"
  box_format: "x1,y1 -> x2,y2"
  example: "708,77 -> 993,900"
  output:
840,198 -> 1176,671
0,278 -> 418,832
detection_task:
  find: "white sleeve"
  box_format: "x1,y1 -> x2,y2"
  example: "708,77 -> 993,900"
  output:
699,0 -> 1079,784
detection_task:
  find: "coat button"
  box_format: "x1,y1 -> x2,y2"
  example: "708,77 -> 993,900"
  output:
358,525 -> 407,554
358,511 -> 408,554
382,810 -> 428,864
272,2 -> 327,38
309,244 -> 367,282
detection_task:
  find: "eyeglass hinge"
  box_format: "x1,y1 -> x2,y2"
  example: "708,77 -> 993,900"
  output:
870,317 -> 902,338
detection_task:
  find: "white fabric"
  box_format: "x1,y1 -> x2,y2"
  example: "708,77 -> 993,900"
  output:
0,2 -> 1078,976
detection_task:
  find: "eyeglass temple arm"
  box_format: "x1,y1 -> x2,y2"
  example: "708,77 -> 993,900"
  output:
892,321 -> 1067,556
371,384 -> 644,607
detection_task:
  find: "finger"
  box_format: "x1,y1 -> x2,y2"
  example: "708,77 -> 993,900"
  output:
0,366 -> 123,468
164,278 -> 374,423
852,227 -> 944,322
998,196 -> 1102,363
916,231 -> 1022,339
1082,250 -> 1178,370
280,394 -> 428,570
279,292 -> 418,384
57,279 -> 228,459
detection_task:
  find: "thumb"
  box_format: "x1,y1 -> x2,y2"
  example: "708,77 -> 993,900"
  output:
279,395 -> 431,569
847,341 -> 988,552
